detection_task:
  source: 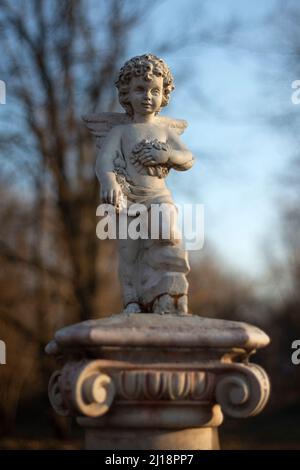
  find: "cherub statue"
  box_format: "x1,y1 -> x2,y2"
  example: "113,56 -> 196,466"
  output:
83,54 -> 195,314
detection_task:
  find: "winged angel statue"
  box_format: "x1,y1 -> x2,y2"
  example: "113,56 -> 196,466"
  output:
83,54 -> 195,314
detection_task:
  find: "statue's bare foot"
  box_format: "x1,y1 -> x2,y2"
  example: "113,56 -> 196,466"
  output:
177,294 -> 188,314
123,302 -> 142,314
153,294 -> 188,314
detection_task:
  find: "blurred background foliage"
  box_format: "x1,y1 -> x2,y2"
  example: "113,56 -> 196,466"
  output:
0,0 -> 300,449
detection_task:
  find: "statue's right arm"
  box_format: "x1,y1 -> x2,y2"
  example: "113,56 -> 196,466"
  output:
95,126 -> 123,206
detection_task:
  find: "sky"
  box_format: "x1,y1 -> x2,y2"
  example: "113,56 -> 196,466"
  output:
1,0 -> 298,282
124,0 -> 297,279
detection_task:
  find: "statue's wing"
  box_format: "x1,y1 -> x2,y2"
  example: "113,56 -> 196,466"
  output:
82,112 -> 131,149
156,116 -> 188,135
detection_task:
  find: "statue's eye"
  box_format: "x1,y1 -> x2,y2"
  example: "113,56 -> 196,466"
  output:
152,89 -> 160,95
135,87 -> 144,92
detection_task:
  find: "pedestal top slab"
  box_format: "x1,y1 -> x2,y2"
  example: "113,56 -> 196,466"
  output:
46,313 -> 270,355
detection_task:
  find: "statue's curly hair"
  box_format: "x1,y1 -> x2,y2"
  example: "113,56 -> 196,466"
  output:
115,53 -> 175,116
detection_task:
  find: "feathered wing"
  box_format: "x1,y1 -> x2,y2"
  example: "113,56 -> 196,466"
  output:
156,116 -> 188,135
83,113 -> 188,149
83,112 -> 189,182
82,112 -> 131,150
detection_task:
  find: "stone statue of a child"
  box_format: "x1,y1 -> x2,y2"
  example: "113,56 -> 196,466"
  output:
84,54 -> 195,314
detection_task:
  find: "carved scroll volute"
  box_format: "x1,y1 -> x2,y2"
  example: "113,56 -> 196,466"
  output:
48,360 -> 115,417
48,370 -> 69,417
215,364 -> 270,418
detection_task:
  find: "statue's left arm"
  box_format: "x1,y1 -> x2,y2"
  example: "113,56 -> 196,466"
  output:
167,128 -> 195,171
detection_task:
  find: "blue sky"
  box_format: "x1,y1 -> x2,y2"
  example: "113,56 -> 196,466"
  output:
1,0 -> 298,282
123,0 -> 297,279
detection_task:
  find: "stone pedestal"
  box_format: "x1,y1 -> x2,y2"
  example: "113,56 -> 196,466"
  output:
46,314 -> 270,450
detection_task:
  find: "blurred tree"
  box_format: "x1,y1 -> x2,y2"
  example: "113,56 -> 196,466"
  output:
0,0 -> 240,439
0,0 -> 257,444
189,247 -> 257,320
0,0 -> 140,434
0,0 -> 147,323
254,0 -> 300,417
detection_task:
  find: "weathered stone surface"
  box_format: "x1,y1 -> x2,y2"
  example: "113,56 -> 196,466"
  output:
46,53 -> 271,450
84,54 -> 195,314
82,427 -> 220,451
46,313 -> 270,450
46,313 -> 269,354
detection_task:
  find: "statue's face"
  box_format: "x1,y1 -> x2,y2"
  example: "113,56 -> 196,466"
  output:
128,75 -> 163,116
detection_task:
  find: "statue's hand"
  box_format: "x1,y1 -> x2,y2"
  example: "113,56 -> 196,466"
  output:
138,147 -> 170,166
101,179 -> 122,207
